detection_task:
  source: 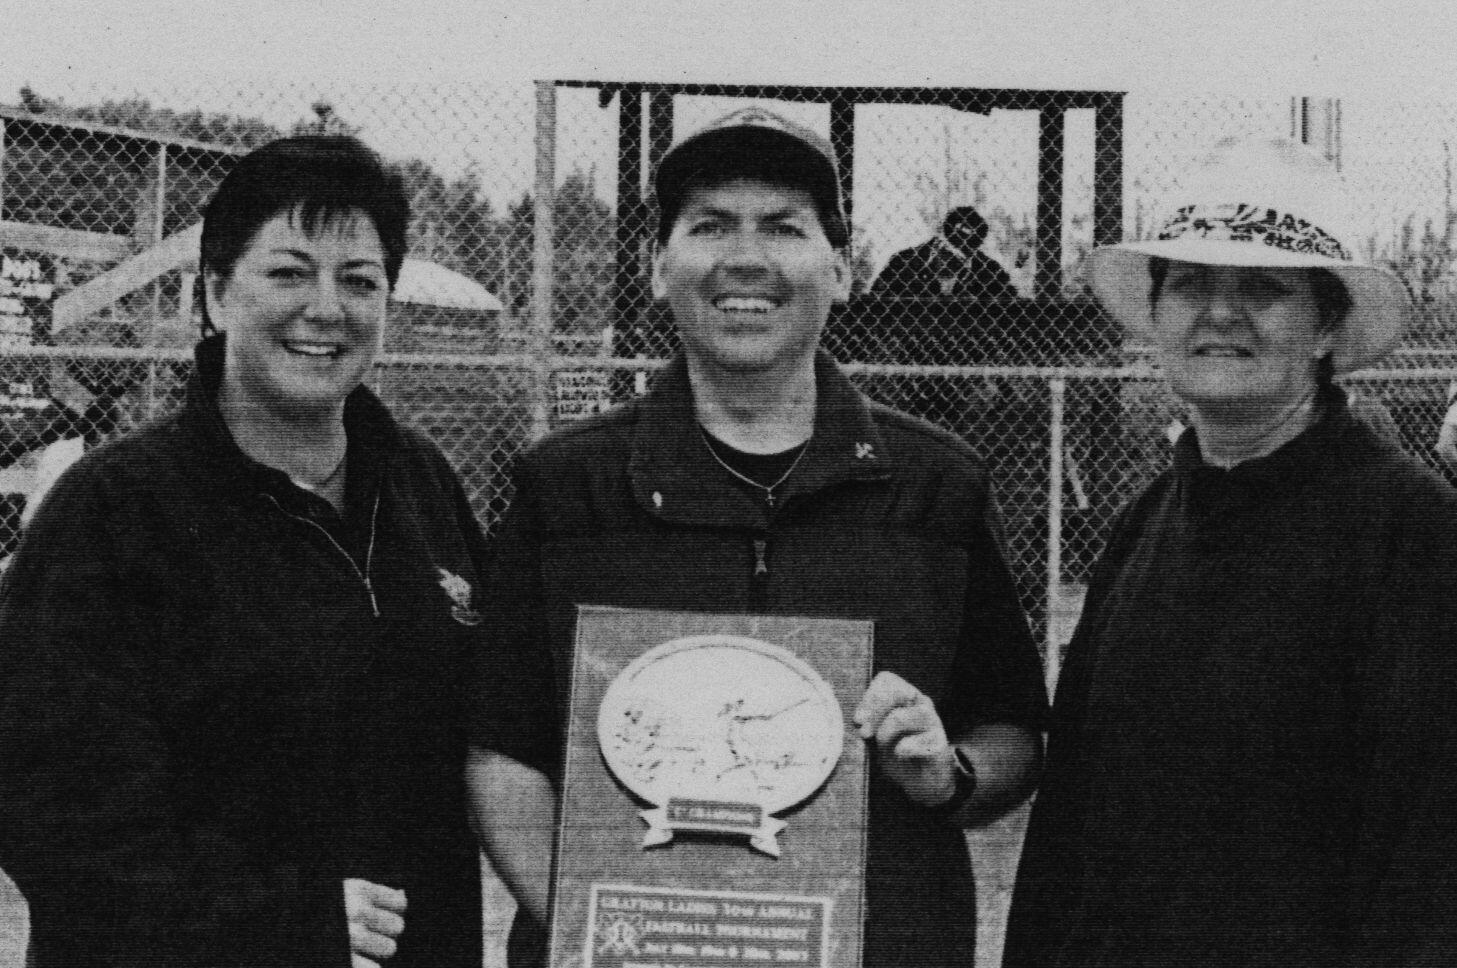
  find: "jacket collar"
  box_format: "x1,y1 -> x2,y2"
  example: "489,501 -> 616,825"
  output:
178,334 -> 398,503
627,349 -> 891,526
1174,384 -> 1352,482
1171,384 -> 1360,521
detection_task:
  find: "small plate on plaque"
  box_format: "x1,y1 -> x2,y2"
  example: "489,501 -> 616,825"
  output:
597,634 -> 844,856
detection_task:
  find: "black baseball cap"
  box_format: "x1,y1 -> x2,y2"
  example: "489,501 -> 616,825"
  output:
654,106 -> 849,249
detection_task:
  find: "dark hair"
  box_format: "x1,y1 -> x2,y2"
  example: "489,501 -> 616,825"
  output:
943,206 -> 988,242
196,135 -> 409,336
1147,257 -> 1352,388
1309,270 -> 1352,387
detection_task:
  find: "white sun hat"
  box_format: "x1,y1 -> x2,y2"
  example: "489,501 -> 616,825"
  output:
1090,137 -> 1412,371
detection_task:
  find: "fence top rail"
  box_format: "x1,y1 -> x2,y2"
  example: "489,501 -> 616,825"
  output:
4,344 -> 1457,383
0,344 -> 544,370
0,107 -> 248,160
553,79 -> 1117,111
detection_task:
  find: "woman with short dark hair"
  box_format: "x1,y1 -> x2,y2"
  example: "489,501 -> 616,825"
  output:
1005,138 -> 1457,967
0,135 -> 486,968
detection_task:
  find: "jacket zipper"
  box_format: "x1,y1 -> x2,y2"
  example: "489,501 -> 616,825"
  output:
265,492 -> 382,618
750,536 -> 770,611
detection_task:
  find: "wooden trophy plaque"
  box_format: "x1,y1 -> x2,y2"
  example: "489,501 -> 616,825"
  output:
548,606 -> 874,968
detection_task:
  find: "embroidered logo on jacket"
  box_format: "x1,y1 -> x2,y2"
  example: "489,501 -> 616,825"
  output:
437,567 -> 482,626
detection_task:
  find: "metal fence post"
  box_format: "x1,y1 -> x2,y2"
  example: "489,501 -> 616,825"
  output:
149,143 -> 168,330
529,80 -> 557,442
146,360 -> 158,420
1045,375 -> 1066,698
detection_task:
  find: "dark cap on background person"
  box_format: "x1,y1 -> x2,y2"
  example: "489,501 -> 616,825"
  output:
653,106 -> 849,248
943,205 -> 989,243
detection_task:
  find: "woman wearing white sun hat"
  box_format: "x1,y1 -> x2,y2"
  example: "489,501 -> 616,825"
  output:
1004,137 -> 1457,968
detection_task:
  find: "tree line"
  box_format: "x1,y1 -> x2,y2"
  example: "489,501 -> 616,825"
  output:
5,89 -> 616,336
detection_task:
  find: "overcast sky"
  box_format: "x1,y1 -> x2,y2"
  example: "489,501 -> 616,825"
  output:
4,0 -> 1456,98
6,0 -> 1457,274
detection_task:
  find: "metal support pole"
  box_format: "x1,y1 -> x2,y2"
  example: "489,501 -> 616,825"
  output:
1092,93 -> 1124,249
529,81 -> 557,442
1045,376 -> 1066,698
146,360 -> 158,419
151,144 -> 168,330
1035,107 -> 1066,302
829,95 -> 855,223
152,145 -> 167,245
613,85 -> 642,341
1293,96 -> 1342,169
0,118 -> 8,226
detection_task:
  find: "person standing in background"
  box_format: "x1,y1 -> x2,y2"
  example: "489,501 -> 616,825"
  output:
872,205 -> 1016,300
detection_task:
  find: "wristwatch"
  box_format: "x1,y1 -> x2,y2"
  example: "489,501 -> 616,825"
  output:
930,744 -> 978,816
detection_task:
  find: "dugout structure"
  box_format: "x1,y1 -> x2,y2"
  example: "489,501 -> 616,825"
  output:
565,81 -> 1126,361
563,81 -> 1132,634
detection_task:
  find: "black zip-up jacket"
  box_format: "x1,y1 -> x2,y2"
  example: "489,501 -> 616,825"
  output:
0,336 -> 486,968
472,351 -> 1047,968
1005,389 -> 1457,968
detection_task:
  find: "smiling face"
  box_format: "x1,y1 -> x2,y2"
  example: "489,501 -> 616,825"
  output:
652,178 -> 849,379
1150,261 -> 1337,421
207,206 -> 387,421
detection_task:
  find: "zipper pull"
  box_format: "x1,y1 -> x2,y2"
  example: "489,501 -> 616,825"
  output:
753,538 -> 769,578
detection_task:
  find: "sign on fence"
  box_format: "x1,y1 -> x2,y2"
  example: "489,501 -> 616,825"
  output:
1,250 -> 55,349
555,368 -> 612,421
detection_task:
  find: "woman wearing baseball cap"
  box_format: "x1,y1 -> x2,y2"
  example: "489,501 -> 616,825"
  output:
1004,138 -> 1457,967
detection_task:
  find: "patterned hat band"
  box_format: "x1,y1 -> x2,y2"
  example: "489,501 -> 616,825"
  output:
1159,203 -> 1350,262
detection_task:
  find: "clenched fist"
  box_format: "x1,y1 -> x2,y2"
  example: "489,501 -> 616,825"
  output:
852,670 -> 958,807
344,878 -> 407,967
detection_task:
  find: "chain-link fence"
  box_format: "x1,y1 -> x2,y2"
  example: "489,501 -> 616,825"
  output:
7,79 -> 1457,661
10,79 -> 1457,968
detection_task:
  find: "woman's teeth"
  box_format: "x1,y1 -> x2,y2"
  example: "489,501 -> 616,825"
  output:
714,296 -> 777,313
285,341 -> 340,358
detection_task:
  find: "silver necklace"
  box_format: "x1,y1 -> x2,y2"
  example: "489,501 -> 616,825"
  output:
1199,389 -> 1320,469
699,428 -> 810,509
